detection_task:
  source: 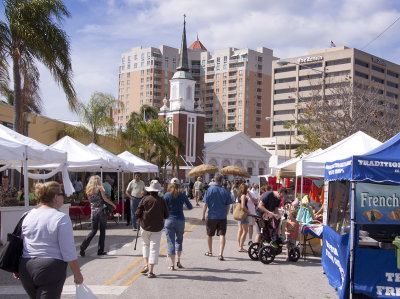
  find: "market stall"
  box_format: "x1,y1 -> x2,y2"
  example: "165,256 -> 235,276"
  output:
323,132 -> 400,298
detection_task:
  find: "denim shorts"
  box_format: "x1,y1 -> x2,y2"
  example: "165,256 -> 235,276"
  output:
238,215 -> 249,224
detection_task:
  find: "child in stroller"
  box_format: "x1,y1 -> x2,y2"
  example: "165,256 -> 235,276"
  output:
248,214 -> 300,264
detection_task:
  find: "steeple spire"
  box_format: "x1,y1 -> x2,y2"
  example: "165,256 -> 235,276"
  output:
177,14 -> 189,72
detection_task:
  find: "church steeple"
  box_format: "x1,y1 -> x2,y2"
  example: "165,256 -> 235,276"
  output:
177,15 -> 189,72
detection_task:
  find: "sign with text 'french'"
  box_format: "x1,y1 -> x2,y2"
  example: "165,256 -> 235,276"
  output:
356,183 -> 400,224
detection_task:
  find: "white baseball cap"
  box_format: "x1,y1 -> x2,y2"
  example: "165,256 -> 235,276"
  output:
170,178 -> 180,184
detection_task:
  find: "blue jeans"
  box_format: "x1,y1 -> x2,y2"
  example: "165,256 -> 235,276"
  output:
80,211 -> 107,253
130,197 -> 142,229
165,219 -> 185,255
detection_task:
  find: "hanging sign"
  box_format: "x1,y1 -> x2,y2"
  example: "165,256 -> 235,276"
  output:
356,183 -> 400,224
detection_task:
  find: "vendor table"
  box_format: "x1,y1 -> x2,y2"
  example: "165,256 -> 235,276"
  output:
301,224 -> 323,260
69,206 -> 90,230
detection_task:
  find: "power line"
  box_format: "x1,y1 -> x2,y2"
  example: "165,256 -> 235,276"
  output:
361,15 -> 400,50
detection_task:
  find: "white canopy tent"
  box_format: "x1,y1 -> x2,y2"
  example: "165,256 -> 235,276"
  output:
296,131 -> 382,178
87,143 -> 134,173
0,124 -> 69,205
118,151 -> 158,173
33,136 -> 119,173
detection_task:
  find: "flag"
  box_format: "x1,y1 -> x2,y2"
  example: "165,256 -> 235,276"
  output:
143,110 -> 150,123
330,41 -> 336,47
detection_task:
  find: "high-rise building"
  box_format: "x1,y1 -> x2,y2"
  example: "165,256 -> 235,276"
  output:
114,37 -> 276,138
271,46 -> 400,157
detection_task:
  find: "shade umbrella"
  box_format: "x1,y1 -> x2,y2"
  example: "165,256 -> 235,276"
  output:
188,164 -> 218,178
220,165 -> 251,178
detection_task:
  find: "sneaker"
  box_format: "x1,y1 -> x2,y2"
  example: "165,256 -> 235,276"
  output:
97,251 -> 107,256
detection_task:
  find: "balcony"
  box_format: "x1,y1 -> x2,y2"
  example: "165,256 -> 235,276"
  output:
207,71 -> 215,75
227,112 -> 236,117
227,97 -> 236,102
205,121 -> 213,126
227,119 -> 236,124
228,105 -> 236,109
206,92 -> 214,97
205,99 -> 214,104
204,107 -> 213,111
228,90 -> 237,95
205,79 -> 214,83
228,83 -> 237,87
229,75 -> 237,80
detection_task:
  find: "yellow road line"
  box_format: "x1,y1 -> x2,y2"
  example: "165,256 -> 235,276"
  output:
121,219 -> 201,286
103,219 -> 196,286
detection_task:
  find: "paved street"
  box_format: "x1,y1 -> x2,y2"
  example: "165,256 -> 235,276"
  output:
0,202 -> 338,299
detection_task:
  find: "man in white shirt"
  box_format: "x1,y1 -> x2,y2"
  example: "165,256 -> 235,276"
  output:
125,173 -> 145,230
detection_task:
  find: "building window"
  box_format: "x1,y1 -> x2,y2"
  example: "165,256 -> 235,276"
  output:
325,58 -> 351,66
299,62 -> 322,70
371,76 -> 384,84
274,109 -> 295,115
274,87 -> 296,94
355,59 -> 369,68
387,70 -> 399,78
274,66 -> 296,73
355,71 -> 369,79
275,77 -> 296,83
387,91 -> 398,99
387,81 -> 398,88
247,168 -> 253,175
372,65 -> 385,73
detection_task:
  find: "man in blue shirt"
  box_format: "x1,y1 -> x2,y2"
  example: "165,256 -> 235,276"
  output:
201,173 -> 232,261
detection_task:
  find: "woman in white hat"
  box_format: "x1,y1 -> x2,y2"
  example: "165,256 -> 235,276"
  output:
164,178 -> 193,270
135,180 -> 169,278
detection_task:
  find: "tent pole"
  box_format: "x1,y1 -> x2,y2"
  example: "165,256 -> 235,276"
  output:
100,167 -> 103,181
121,172 -> 125,222
349,182 -> 356,299
24,146 -> 29,207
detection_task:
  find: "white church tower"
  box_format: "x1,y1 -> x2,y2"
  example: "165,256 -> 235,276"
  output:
159,16 -> 205,179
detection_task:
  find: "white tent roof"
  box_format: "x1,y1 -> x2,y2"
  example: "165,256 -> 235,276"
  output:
33,136 -> 118,171
87,143 -> 134,172
296,131 -> 382,178
118,151 -> 158,173
0,124 -> 67,165
270,149 -> 323,177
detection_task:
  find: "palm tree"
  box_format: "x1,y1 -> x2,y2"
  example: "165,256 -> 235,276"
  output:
0,0 -> 76,133
62,92 -> 120,144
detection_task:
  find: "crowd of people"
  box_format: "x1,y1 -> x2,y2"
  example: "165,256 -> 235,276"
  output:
0,170 -> 327,297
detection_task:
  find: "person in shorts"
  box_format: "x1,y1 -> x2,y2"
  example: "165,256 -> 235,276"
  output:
193,177 -> 203,206
201,174 -> 232,261
286,210 -> 300,261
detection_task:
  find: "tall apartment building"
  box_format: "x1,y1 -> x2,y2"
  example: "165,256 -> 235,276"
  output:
271,46 -> 400,156
114,39 -> 276,138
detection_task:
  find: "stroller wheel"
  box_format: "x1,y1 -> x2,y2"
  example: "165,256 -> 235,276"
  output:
289,247 -> 300,262
259,245 -> 275,264
248,242 -> 260,260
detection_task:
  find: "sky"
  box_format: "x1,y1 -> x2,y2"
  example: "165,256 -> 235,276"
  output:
3,0 -> 400,121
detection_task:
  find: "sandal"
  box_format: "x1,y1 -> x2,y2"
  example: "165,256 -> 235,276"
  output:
237,249 -> 247,252
168,265 -> 175,271
176,261 -> 183,268
140,266 -> 149,274
204,251 -> 213,257
147,272 -> 156,278
218,255 -> 224,261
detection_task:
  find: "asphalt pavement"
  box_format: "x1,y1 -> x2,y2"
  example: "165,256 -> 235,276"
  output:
0,200 -> 338,298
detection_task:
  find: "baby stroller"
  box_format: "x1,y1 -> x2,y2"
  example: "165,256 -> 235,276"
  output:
248,214 -> 300,264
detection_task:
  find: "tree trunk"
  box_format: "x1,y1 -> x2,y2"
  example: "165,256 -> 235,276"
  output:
12,54 -> 22,133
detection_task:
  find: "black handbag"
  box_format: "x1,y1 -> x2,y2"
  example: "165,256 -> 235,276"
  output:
0,213 -> 29,273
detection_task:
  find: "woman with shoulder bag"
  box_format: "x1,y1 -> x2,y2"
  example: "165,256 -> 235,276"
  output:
18,181 -> 83,299
236,183 -> 250,252
80,175 -> 116,257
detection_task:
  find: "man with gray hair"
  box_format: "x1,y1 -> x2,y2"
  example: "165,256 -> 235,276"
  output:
201,174 -> 232,261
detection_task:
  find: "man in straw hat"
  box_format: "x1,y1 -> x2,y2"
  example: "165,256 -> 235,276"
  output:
135,180 -> 169,278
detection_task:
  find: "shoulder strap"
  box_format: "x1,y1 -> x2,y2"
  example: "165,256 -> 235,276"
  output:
13,211 -> 29,236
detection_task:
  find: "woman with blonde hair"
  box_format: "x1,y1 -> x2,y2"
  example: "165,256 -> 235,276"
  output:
237,183 -> 250,252
80,175 -> 116,257
164,178 -> 193,270
17,181 -> 83,298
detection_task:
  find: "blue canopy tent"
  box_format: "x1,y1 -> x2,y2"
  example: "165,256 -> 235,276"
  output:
324,132 -> 400,298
